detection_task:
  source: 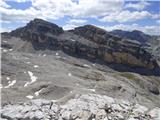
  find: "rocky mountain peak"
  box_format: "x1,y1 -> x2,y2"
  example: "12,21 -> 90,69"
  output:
110,29 -> 151,44
2,19 -> 160,71
27,18 -> 63,33
10,18 -> 63,39
73,24 -> 108,36
132,30 -> 144,34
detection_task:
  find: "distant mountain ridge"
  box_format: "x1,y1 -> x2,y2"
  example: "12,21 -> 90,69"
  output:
110,29 -> 160,45
2,18 -> 160,72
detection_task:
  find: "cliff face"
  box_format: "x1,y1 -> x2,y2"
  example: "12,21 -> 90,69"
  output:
7,19 -> 159,70
71,25 -> 158,69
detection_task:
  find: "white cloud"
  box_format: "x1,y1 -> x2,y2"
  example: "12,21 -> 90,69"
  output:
0,6 -> 45,24
0,0 -> 124,24
0,19 -> 11,24
0,0 -> 157,24
152,14 -> 160,19
63,24 -> 77,30
16,0 -> 30,2
100,24 -> 160,35
31,0 -> 75,19
0,0 -> 75,24
31,0 -> 124,18
67,19 -> 87,24
0,0 -> 159,35
125,1 -> 150,10
63,18 -> 87,30
4,0 -> 30,2
71,0 -> 124,17
0,27 -> 11,33
0,0 -> 10,8
100,10 -> 157,23
64,19 -> 87,30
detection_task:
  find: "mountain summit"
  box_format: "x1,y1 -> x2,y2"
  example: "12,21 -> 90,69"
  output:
2,18 -> 160,71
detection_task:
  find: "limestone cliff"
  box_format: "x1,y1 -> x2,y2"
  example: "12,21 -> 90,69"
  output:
5,19 -> 159,70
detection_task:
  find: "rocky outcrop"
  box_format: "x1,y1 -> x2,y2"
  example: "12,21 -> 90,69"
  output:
1,94 -> 160,120
11,18 -> 63,37
10,18 -> 64,50
7,19 -> 159,70
71,25 -> 159,69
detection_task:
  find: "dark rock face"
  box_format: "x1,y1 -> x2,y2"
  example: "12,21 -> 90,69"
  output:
10,18 -> 64,50
110,30 -> 160,63
148,84 -> 160,95
11,18 -> 64,37
7,19 -> 159,70
71,25 -> 159,69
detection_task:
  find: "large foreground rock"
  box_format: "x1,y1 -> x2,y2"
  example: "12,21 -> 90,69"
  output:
1,94 -> 160,120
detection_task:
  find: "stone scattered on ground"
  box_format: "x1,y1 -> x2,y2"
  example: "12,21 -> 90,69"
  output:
1,94 -> 160,120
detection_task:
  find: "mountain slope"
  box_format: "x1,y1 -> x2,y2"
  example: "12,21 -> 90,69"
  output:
3,19 -> 159,72
1,19 -> 160,117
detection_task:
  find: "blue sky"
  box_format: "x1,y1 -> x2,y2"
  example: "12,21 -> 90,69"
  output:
0,0 -> 160,35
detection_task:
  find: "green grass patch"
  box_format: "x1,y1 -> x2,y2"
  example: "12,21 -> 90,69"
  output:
119,72 -> 136,80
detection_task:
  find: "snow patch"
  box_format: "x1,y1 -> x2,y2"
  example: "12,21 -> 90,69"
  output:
55,53 -> 61,59
56,53 -> 59,56
68,73 -> 72,77
24,71 -> 38,87
89,89 -> 96,92
51,100 -> 58,102
34,65 -> 39,68
83,88 -> 96,92
71,39 -> 75,42
3,40 -> 7,43
26,95 -> 34,99
83,64 -> 90,68
4,80 -> 16,88
70,91 -> 73,93
34,89 -> 43,96
2,49 -> 8,52
9,49 -> 13,51
43,54 -> 46,57
0,84 -> 3,89
92,64 -> 96,66
6,77 -> 10,80
8,81 -> 11,84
